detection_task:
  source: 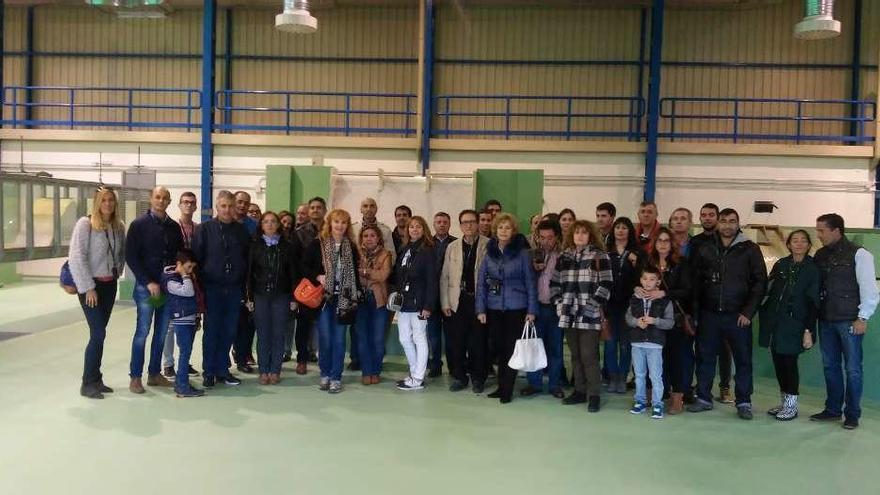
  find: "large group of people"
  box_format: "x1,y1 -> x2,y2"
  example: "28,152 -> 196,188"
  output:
66,185 -> 878,429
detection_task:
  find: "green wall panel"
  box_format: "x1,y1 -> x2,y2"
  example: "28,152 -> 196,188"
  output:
474,169 -> 544,233
265,165 -> 332,215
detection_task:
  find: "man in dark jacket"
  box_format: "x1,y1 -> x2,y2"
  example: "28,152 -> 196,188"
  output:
125,186 -> 183,394
810,213 -> 879,430
426,212 -> 457,377
688,208 -> 767,420
193,190 -> 251,387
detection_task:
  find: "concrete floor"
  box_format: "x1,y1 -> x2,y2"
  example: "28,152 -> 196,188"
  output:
0,280 -> 875,495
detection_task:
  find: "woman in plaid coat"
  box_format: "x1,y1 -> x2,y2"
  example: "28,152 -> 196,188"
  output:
551,219 -> 613,412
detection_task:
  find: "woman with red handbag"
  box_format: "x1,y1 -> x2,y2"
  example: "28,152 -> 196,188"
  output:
301,209 -> 361,394
639,227 -> 694,415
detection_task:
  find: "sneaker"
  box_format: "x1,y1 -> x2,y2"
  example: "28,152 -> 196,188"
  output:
687,399 -> 713,413
810,410 -> 842,422
236,363 -> 254,374
202,375 -> 216,388
220,374 -> 242,386
187,365 -> 199,376
736,404 -> 753,420
329,380 -> 343,394
146,374 -> 172,387
715,387 -> 734,404
651,403 -> 665,419
397,377 -> 424,391
630,402 -> 647,415
472,382 -> 485,394
175,387 -> 206,398
842,418 -> 859,430
520,385 -> 541,397
319,377 -> 331,391
162,366 -> 175,378
449,380 -> 468,392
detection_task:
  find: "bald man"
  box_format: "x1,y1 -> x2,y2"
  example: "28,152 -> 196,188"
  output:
352,197 -> 396,264
125,186 -> 183,394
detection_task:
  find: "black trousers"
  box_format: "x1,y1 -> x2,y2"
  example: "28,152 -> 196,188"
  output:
233,303 -> 255,363
487,308 -> 527,401
772,351 -> 800,395
448,293 -> 488,385
295,306 -> 318,364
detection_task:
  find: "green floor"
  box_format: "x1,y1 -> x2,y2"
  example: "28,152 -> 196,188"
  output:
0,281 -> 876,494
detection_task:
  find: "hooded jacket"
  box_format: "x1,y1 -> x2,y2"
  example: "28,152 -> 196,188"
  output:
476,234 -> 538,315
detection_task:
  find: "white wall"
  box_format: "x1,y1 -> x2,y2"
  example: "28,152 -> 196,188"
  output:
2,139 -> 875,239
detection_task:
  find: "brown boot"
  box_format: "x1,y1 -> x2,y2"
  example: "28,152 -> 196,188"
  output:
668,392 -> 684,415
268,373 -> 281,385
129,377 -> 145,394
362,376 -> 371,386
371,375 -> 380,385
146,374 -> 172,387
296,362 -> 307,375
259,373 -> 270,385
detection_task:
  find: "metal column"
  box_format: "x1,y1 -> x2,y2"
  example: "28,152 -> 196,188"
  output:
643,0 -> 665,202
24,6 -> 35,128
419,0 -> 435,176
849,0 -> 862,143
200,0 -> 217,221
223,8 -> 233,133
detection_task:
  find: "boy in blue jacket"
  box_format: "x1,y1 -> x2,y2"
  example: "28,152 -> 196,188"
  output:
162,249 -> 204,398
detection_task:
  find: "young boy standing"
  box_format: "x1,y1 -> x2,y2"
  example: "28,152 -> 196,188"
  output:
626,265 -> 674,418
162,249 -> 205,398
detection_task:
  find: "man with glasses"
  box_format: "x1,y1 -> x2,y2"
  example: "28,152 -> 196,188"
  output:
440,210 -> 489,393
688,208 -> 767,420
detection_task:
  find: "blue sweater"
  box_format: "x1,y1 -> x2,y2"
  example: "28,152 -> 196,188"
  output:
125,211 -> 183,286
476,234 -> 539,315
192,218 -> 251,287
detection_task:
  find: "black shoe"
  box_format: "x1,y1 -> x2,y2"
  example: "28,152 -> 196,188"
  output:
687,399 -> 713,413
500,397 -> 512,404
347,359 -> 361,371
282,353 -> 292,363
550,388 -> 565,399
682,392 -> 696,405
736,405 -> 753,420
843,418 -> 859,430
237,363 -> 254,374
162,366 -> 175,378
810,410 -> 842,422
187,365 -> 199,376
80,383 -> 104,400
246,355 -> 256,366
308,352 -> 318,363
449,380 -> 468,392
520,385 -> 541,397
427,368 -> 442,378
487,367 -> 496,378
559,375 -> 571,388
202,375 -> 216,388
562,392 -> 587,405
472,382 -> 485,394
175,387 -> 206,398
487,389 -> 502,399
96,380 -> 113,394
220,374 -> 242,386
587,395 -> 601,413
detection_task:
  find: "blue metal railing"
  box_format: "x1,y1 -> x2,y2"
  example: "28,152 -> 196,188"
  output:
214,90 -> 418,136
660,97 -> 877,144
431,95 -> 646,141
1,86 -> 201,131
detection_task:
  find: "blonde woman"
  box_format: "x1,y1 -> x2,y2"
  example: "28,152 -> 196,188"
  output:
69,186 -> 126,399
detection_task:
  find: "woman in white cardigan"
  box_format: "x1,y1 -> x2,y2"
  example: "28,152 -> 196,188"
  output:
68,187 -> 126,399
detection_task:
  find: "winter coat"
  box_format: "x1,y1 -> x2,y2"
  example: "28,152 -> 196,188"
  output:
759,255 -> 820,355
550,245 -> 613,330
476,234 -> 538,315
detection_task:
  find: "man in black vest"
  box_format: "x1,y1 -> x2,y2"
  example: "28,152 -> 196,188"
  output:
688,208 -> 767,420
810,213 -> 878,430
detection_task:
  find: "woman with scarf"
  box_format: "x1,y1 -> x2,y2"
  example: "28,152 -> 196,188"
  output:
391,216 -> 438,391
302,209 -> 362,394
357,225 -> 393,385
246,211 -> 301,385
604,217 -> 644,394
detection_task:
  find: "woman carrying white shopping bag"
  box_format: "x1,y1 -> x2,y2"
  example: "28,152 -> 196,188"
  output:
509,320 -> 547,372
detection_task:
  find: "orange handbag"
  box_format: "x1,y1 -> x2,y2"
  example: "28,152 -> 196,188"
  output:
293,278 -> 324,309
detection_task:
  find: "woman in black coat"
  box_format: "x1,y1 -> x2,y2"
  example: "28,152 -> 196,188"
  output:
604,217 -> 644,394
246,211 -> 301,385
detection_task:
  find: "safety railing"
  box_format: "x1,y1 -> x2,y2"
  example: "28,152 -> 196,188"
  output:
431,95 -> 646,140
0,86 -> 201,131
660,97 -> 877,144
215,90 -> 418,136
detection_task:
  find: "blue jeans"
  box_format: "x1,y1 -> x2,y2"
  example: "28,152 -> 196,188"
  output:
203,285 -> 243,378
254,293 -> 290,374
318,300 -> 347,381
695,311 -> 753,406
819,320 -> 864,420
603,305 -> 631,376
130,283 -> 172,378
427,312 -> 446,371
527,304 -> 563,391
79,279 -> 117,384
172,322 -> 196,391
632,345 -> 664,406
356,293 -> 390,376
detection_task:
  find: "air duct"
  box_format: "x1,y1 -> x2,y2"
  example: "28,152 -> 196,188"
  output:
276,0 -> 318,34
84,1 -> 171,19
794,0 -> 841,40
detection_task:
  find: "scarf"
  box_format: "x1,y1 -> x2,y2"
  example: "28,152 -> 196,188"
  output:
321,236 -> 358,316
263,234 -> 280,246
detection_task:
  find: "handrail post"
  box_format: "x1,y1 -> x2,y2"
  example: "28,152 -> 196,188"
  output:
127,89 -> 133,131
186,91 -> 193,131
670,100 -> 676,142
285,93 -> 291,135
566,97 -> 572,141
69,88 -> 75,129
505,97 -> 511,140
795,101 -> 802,144
445,97 -> 450,138
405,96 -> 412,137
732,100 -> 739,143
344,94 -> 351,136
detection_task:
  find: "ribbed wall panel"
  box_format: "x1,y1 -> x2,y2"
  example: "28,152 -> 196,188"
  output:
860,0 -> 878,65
4,7 -> 26,52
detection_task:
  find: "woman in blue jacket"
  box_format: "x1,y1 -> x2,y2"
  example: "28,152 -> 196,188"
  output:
477,213 -> 538,404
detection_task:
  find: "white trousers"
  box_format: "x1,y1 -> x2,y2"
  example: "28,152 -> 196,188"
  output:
397,312 -> 428,382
